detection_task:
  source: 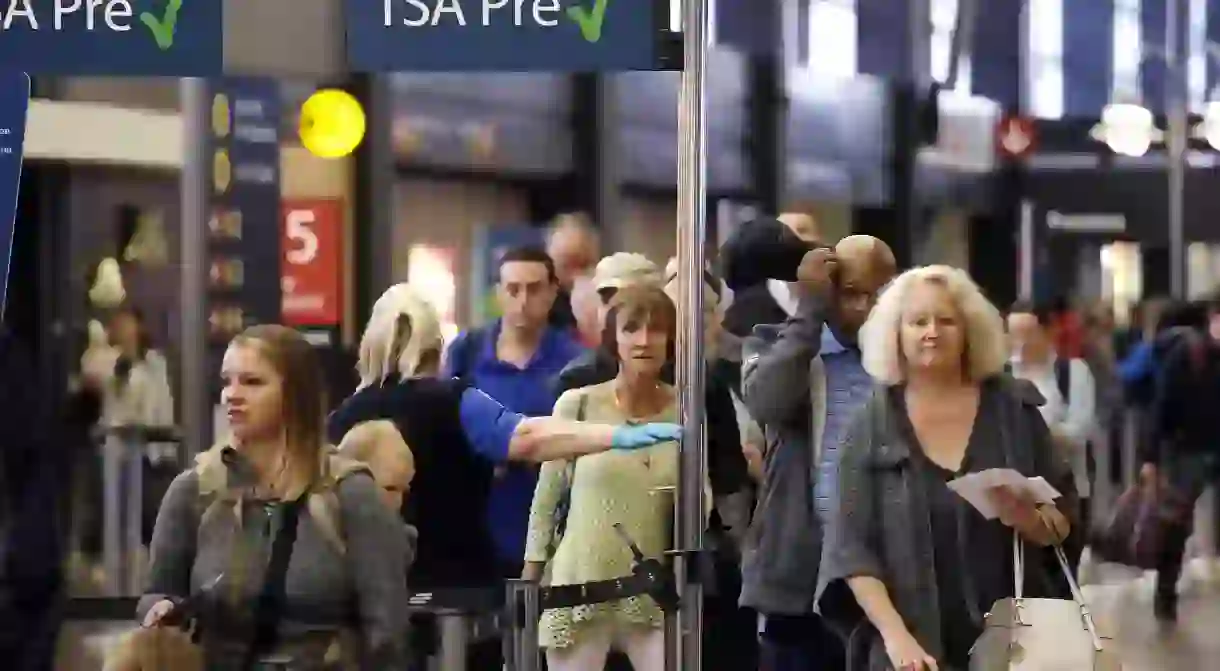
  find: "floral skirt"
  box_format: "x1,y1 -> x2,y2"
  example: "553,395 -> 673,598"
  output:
539,595 -> 664,649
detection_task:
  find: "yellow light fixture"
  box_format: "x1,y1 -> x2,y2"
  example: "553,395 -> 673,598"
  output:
299,89 -> 367,159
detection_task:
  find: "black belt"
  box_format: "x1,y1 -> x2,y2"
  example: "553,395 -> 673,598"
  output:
540,557 -> 677,612
540,524 -> 681,613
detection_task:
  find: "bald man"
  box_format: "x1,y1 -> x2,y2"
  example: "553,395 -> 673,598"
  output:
545,213 -> 601,332
738,235 -> 896,671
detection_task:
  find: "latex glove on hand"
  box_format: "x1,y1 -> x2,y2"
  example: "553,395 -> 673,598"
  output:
611,423 -> 682,450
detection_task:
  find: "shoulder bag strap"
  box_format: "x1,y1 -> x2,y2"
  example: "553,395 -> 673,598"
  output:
240,491 -> 309,670
547,393 -> 588,559
453,328 -> 485,384
1054,358 -> 1071,404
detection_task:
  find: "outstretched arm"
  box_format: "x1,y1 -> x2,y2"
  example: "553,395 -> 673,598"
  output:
459,388 -> 679,464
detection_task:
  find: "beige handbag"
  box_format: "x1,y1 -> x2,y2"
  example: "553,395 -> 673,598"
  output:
969,535 -> 1122,670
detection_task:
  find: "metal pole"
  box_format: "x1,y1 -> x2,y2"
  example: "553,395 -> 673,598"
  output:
673,0 -> 708,668
1167,0 -> 1188,300
124,430 -> 146,594
1018,200 -> 1034,300
436,616 -> 468,671
180,78 -> 209,459
101,433 -> 122,595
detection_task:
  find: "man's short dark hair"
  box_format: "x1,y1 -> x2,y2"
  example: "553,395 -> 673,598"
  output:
497,246 -> 556,284
1160,300 -> 1207,331
1008,300 -> 1056,327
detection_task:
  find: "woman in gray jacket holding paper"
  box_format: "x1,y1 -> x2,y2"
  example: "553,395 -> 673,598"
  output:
816,266 -> 1078,671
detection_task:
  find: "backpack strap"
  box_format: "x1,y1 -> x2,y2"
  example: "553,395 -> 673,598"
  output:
1054,358 -> 1071,404
1185,331 -> 1208,376
307,452 -> 373,557
451,327 -> 488,384
547,393 -> 588,559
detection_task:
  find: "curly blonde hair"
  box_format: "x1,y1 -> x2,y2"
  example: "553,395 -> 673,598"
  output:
858,265 -> 1008,385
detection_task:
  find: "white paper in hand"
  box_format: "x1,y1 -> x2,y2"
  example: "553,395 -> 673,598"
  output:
946,468 -> 1061,519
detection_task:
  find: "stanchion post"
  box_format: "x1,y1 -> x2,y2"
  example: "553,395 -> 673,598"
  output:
123,429 -> 146,594
436,615 -> 469,671
100,432 -> 123,595
504,579 -> 542,671
179,78 -> 210,460
673,0 -> 709,669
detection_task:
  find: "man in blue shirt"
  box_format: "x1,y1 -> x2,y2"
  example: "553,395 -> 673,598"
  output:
444,246 -> 585,576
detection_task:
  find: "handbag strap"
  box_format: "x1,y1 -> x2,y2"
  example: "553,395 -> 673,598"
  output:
1011,533 -> 1104,651
240,492 -> 309,670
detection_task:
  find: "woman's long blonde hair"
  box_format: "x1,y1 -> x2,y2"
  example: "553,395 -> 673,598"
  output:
228,324 -> 328,497
356,283 -> 445,389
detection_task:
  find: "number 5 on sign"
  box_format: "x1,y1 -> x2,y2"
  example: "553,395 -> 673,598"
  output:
285,209 -> 320,265
281,200 -> 343,327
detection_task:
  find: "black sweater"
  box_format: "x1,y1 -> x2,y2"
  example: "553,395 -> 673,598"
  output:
1148,333 -> 1220,464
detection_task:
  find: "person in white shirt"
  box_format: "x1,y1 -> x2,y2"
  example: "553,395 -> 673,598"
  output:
1006,301 -> 1097,570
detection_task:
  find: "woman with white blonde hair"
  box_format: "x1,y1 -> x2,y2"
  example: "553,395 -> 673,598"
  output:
815,266 -> 1079,671
327,283 -> 683,591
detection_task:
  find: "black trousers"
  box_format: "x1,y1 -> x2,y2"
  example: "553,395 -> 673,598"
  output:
758,613 -> 845,671
1155,452 -> 1220,599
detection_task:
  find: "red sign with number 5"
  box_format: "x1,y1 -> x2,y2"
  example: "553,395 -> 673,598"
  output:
281,199 -> 342,326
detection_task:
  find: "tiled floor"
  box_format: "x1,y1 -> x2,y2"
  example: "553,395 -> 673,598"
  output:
55,561 -> 1220,669
1083,560 -> 1220,671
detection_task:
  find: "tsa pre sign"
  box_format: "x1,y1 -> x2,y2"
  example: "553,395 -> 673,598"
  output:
281,200 -> 342,326
347,0 -> 663,71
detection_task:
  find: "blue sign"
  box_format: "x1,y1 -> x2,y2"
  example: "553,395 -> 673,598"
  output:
204,78 -> 282,346
0,72 -> 29,319
347,0 -> 663,71
0,0 -> 221,74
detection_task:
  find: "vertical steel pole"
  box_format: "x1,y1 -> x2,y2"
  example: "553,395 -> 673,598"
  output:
1018,200 -> 1035,300
673,0 -> 708,669
1167,0 -> 1188,300
180,78 -> 209,458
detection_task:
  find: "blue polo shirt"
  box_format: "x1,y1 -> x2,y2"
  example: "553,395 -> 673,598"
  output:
443,320 -> 586,564
813,326 -> 873,520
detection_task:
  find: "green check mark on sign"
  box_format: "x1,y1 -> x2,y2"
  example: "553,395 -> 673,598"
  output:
140,0 -> 184,51
566,0 -> 610,43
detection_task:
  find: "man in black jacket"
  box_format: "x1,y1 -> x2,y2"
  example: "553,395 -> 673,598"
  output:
1144,296 -> 1220,623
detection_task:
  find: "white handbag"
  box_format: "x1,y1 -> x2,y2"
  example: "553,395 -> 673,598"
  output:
969,535 -> 1122,670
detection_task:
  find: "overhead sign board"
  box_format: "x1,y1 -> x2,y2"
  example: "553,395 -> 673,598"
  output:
281,199 -> 344,327
0,0 -> 222,74
0,72 -> 29,319
346,0 -> 672,71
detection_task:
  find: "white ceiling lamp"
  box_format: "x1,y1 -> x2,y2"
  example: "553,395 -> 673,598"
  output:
1091,102 -> 1159,157
1196,100 -> 1220,150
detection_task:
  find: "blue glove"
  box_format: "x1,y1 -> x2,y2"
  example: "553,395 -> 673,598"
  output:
611,423 -> 683,450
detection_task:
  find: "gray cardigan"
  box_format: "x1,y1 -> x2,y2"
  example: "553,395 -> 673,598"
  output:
814,379 -> 1079,670
137,449 -> 411,670
738,298 -> 829,615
